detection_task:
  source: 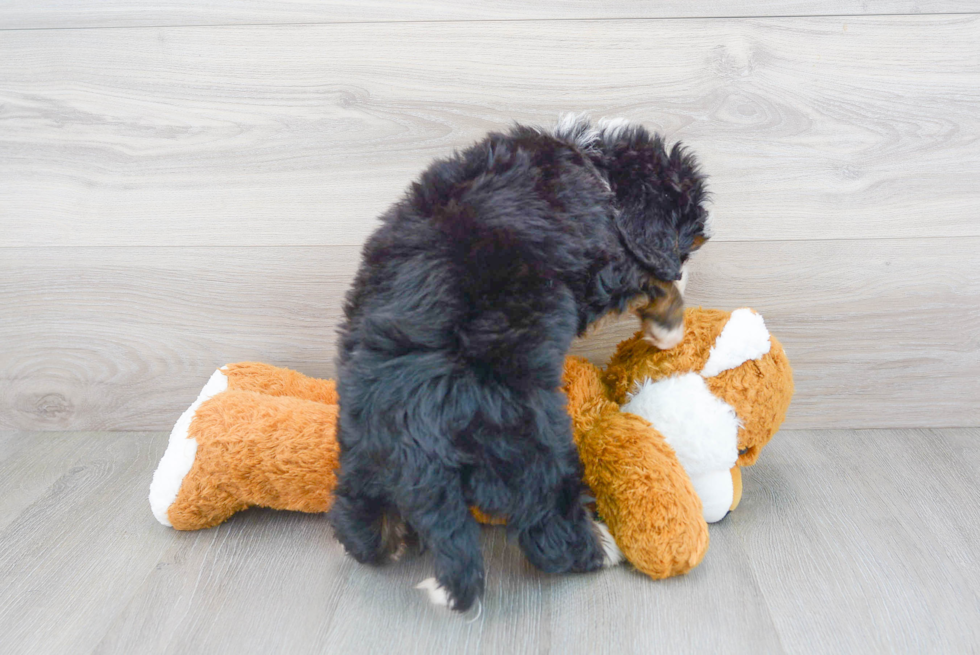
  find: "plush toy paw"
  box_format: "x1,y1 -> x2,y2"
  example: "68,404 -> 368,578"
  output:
149,363 -> 340,530
621,372 -> 741,523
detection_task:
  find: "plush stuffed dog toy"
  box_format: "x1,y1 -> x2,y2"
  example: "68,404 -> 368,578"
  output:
150,307 -> 793,580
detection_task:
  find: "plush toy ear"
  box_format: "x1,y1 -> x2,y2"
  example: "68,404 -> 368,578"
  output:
700,308 -> 772,378
615,209 -> 683,282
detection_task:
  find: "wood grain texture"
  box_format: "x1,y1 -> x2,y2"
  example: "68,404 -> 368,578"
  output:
1,16 -> 978,247
0,246 -> 356,432
0,430 -> 978,654
2,1 -> 977,30
733,428 -> 980,653
0,432 -> 103,531
0,433 -> 176,655
0,432 -> 27,463
2,237 -> 977,432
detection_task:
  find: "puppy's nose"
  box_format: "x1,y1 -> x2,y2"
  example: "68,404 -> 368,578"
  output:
642,318 -> 685,350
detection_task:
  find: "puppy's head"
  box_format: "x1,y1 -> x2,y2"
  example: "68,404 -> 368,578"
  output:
597,122 -> 710,349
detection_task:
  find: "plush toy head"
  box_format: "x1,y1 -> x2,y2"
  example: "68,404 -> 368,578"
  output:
603,307 -> 794,522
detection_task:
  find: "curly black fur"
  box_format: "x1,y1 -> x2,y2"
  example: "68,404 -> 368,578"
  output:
328,117 -> 710,611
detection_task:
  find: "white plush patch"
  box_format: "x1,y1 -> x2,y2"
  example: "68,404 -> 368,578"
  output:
689,470 -> 735,523
621,373 -> 739,477
416,578 -> 453,609
700,308 -> 771,379
148,368 -> 228,527
593,519 -> 625,567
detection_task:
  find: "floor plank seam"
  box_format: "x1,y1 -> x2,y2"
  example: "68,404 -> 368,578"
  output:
2,11 -> 979,33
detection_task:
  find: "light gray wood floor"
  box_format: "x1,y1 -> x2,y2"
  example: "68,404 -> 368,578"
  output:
1,429 -> 977,654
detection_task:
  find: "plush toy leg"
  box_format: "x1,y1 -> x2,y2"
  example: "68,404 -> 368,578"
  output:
619,372 -> 742,524
730,466 -> 743,511
149,369 -> 230,527
688,469 -> 737,523
679,464 -> 741,523
563,357 -> 709,579
150,369 -> 340,530
221,362 -> 337,405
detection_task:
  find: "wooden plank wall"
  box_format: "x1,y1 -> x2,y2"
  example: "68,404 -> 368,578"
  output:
1,4 -> 978,431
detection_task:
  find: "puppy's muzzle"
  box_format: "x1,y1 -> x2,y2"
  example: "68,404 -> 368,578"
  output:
637,266 -> 687,350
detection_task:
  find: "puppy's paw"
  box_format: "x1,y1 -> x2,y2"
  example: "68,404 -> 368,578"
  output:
592,519 -> 624,567
415,568 -> 484,613
380,511 -> 409,562
416,577 -> 454,609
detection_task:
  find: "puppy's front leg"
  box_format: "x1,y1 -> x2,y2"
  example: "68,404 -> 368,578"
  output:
508,391 -> 617,574
512,466 -> 623,574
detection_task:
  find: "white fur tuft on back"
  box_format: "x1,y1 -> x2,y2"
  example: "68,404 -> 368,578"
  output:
553,114 -> 637,154
553,113 -> 600,153
700,308 -> 771,379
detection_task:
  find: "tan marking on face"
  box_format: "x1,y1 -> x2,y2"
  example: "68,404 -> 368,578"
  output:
584,294 -> 650,336
637,277 -> 685,349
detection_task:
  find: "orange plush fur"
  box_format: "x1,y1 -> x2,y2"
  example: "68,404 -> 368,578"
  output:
562,356 -> 709,578
165,363 -> 340,530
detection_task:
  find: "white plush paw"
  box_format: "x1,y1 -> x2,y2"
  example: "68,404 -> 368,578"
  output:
690,469 -> 735,523
622,373 -> 739,477
148,368 -> 228,527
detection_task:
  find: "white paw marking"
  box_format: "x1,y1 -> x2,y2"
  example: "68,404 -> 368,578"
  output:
416,577 -> 453,609
593,520 -> 624,567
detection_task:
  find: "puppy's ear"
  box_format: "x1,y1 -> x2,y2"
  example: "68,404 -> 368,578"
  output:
606,138 -> 707,282
614,209 -> 683,281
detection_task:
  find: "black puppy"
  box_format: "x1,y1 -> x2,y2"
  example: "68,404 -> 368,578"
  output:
329,115 -> 710,611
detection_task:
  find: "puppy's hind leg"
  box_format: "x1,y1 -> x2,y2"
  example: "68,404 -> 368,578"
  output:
328,488 -> 407,565
397,459 -> 484,612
